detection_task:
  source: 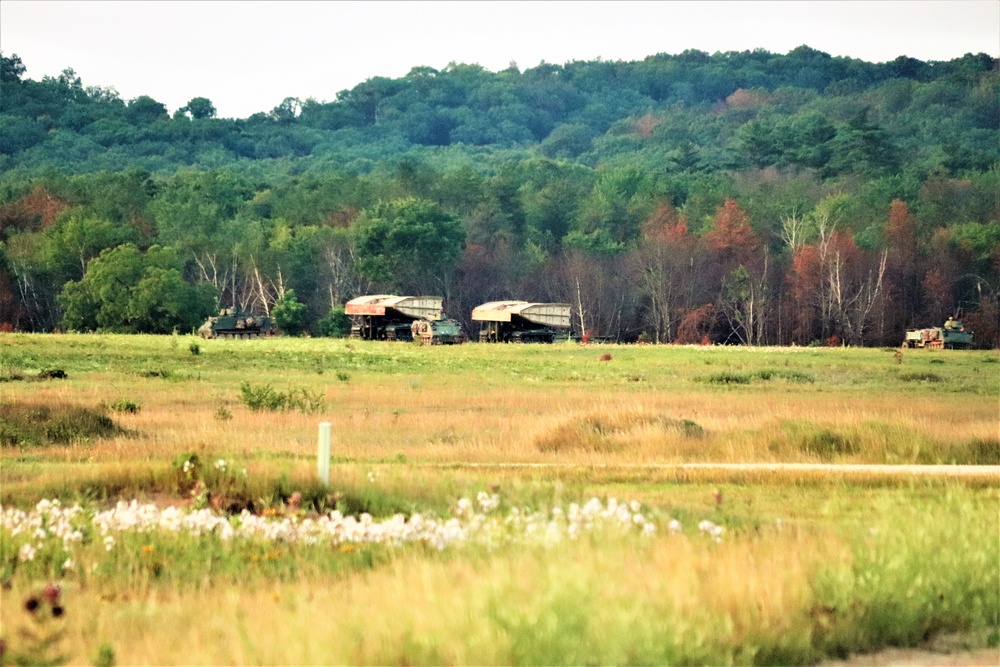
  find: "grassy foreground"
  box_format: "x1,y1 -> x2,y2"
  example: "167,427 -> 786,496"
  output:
1,333 -> 998,665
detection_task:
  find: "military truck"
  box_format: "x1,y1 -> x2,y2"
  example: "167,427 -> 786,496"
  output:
411,318 -> 465,345
198,309 -> 274,339
902,319 -> 973,349
472,301 -> 572,343
345,295 -> 448,341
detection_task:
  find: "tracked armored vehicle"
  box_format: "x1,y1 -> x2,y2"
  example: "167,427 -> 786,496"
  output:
903,319 -> 973,349
198,309 -> 274,339
411,318 -> 465,345
472,301 -> 572,343
345,295 -> 460,342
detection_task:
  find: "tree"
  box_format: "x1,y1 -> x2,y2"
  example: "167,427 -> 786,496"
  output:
629,202 -> 702,342
704,198 -> 761,277
317,305 -> 351,337
126,96 -> 168,124
271,288 -> 307,335
354,198 -> 465,294
0,52 -> 26,83
718,261 -> 770,345
269,97 -> 301,123
182,97 -> 217,120
59,244 -> 216,333
43,210 -> 140,281
882,199 -> 920,335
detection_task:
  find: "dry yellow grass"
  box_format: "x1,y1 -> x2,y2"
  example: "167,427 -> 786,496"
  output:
1,529 -> 845,665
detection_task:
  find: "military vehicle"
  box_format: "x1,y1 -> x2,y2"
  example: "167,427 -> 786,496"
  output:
198,309 -> 274,339
411,317 -> 465,345
345,295 -> 450,341
902,318 -> 973,349
472,301 -> 572,343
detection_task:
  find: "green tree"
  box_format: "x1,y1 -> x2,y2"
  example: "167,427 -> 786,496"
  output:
317,304 -> 351,337
59,244 -> 216,333
182,97 -> 217,120
126,95 -> 168,124
271,288 -> 307,335
43,210 -> 140,281
0,52 -> 26,83
354,198 -> 465,292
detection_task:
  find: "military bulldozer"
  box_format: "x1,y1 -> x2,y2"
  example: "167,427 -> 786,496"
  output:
472,301 -> 572,343
198,309 -> 274,339
345,295 -> 463,343
902,318 -> 973,349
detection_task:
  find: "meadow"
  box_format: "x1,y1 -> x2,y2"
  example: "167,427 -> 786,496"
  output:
1,333 -> 998,665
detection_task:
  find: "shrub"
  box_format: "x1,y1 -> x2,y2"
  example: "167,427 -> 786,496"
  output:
317,306 -> 351,338
108,399 -> 140,414
239,382 -> 324,414
898,372 -> 943,383
536,412 -> 702,453
0,403 -> 122,447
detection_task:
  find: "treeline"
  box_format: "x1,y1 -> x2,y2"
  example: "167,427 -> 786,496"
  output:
0,49 -> 998,346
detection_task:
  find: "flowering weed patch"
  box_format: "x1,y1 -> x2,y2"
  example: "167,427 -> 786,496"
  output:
0,494 -> 659,584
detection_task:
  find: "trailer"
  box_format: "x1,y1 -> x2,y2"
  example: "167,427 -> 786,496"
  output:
472,301 -> 571,343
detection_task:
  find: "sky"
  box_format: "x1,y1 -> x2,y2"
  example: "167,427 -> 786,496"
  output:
2,1 -> 998,119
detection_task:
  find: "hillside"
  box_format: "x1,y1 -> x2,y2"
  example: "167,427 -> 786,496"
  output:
1,48 -> 998,345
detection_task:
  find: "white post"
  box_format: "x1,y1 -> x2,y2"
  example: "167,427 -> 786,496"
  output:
317,422 -> 331,486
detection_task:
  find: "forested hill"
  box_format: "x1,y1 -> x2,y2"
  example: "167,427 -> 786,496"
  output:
1,47 -> 998,175
0,48 -> 998,347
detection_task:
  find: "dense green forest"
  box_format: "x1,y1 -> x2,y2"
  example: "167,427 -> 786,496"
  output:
1,47 -> 998,346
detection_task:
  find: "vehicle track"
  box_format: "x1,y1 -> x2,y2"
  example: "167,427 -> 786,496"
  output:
425,462 -> 1000,478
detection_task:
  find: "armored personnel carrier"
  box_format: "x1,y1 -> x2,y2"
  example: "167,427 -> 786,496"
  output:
903,319 -> 973,349
472,301 -> 572,343
345,295 -> 448,341
411,317 -> 465,345
198,309 -> 274,339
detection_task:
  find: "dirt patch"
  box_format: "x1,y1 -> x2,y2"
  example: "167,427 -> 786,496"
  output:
820,647 -> 999,666
820,635 -> 999,667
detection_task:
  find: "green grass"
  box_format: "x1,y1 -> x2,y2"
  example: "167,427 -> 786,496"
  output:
0,402 -> 124,448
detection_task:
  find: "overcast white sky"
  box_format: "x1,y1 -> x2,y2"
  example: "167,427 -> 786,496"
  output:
2,1 -> 998,119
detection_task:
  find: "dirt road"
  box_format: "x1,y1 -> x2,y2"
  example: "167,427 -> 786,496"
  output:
443,462 -> 1000,478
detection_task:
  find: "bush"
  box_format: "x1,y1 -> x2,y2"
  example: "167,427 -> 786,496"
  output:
238,382 -> 324,414
272,289 -> 308,336
108,399 -> 140,414
0,403 -> 122,447
317,305 -> 351,338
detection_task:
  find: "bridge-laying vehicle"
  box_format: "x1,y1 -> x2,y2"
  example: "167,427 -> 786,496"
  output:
345,295 -> 464,344
472,301 -> 572,343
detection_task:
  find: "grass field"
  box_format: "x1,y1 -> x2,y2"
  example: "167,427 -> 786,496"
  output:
1,334 -> 998,665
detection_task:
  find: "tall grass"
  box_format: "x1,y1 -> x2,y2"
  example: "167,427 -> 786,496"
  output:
1,487 -> 994,665
1,334 -> 997,664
